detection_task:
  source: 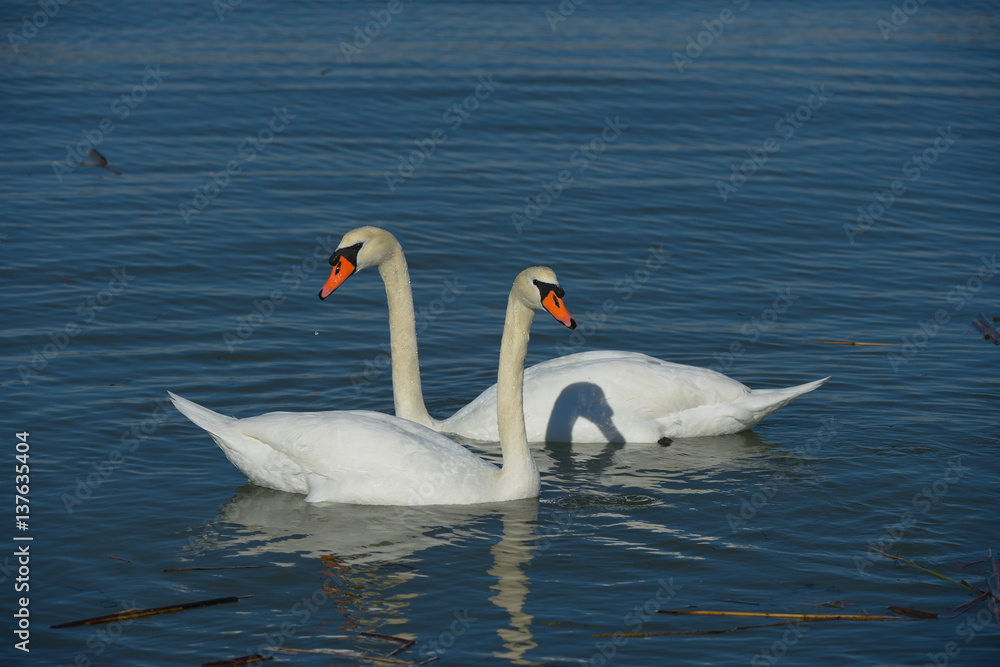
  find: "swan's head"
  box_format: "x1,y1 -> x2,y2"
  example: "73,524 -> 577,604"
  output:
319,226 -> 398,300
515,267 -> 577,330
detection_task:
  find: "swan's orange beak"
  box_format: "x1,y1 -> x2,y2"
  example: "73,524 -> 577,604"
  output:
543,291 -> 577,329
319,254 -> 357,300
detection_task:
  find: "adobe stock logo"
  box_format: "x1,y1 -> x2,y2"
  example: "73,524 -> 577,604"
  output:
179,106 -> 295,223
845,126 -> 959,244
671,0 -> 750,73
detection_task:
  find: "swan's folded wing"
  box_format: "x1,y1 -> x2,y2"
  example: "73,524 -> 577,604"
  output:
236,410 -> 499,504
443,350 -> 754,443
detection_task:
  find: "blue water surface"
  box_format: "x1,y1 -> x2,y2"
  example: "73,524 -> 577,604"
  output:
2,0 -> 999,665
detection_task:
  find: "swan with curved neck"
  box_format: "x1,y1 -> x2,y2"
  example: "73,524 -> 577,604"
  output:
170,266 -> 576,505
320,227 -> 828,443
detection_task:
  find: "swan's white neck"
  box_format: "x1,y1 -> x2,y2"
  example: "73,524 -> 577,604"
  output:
374,236 -> 538,498
494,292 -> 539,496
377,244 -> 437,429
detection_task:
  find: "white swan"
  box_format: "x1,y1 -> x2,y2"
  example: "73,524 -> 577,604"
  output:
320,227 -> 828,443
170,266 -> 577,505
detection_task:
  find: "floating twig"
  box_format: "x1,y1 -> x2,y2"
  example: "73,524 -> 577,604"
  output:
970,314 -> 1000,345
711,598 -> 760,606
887,606 -> 938,619
948,590 -> 993,618
656,609 -> 905,622
361,631 -> 417,656
360,631 -> 415,645
780,340 -> 894,346
51,595 -> 251,628
816,601 -> 847,609
596,607 -> 912,638
108,556 -> 131,562
596,619 -> 830,638
872,548 -> 980,594
201,655 -> 271,666
75,148 -> 122,175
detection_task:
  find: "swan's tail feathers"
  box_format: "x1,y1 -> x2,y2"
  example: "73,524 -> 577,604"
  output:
651,377 -> 829,439
168,391 -> 237,438
743,376 -> 830,422
168,392 -> 306,493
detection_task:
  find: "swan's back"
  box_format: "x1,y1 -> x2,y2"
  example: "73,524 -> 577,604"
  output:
170,392 -> 504,505
442,350 -> 814,442
531,350 -> 750,406
236,409 -> 501,504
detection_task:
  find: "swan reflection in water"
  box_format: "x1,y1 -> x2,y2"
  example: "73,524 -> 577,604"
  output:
183,487 -> 541,663
541,429 -> 774,490
180,429 -> 799,662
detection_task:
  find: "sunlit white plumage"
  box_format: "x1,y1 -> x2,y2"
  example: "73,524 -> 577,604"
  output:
170,266 -> 576,505
320,227 -> 827,443
445,350 -> 827,442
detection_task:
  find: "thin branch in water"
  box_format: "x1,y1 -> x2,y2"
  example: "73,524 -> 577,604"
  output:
51,595 -> 252,628
711,597 -> 760,606
872,548 -> 980,594
360,631 -> 417,656
597,619 -> 839,638
944,590 -> 993,619
657,609 -> 906,622
75,148 -> 123,175
596,606 -> 917,639
887,606 -> 937,619
360,631 -> 415,645
779,340 -> 894,346
970,314 -> 1000,345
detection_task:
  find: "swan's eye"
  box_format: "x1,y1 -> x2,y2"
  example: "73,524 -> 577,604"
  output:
329,242 -> 364,268
532,279 -> 564,301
